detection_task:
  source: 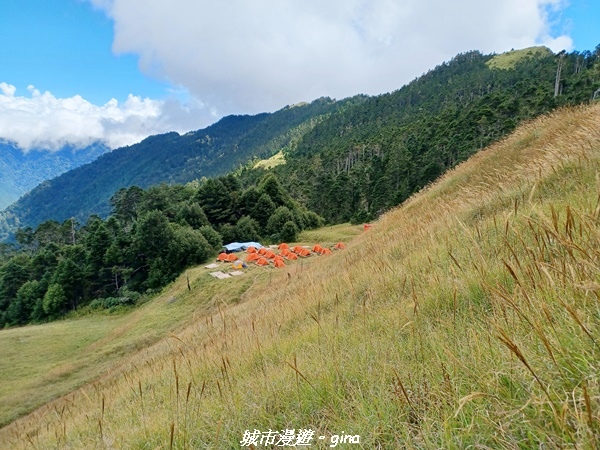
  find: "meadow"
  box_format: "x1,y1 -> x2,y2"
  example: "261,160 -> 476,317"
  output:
0,223 -> 360,428
1,104 -> 600,448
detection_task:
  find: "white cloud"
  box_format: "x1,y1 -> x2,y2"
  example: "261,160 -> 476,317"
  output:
0,82 -> 17,97
2,1 -> 574,152
0,83 -> 209,151
88,0 -> 572,116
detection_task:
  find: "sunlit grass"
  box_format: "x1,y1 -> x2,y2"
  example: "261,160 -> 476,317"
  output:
253,150 -> 286,169
2,104 -> 600,448
0,223 -> 360,430
486,46 -> 552,70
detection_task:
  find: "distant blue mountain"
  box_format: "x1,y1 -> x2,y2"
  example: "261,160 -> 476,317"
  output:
0,97 -> 352,241
0,141 -> 109,210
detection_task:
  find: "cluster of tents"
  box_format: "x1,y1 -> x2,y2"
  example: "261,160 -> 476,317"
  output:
216,241 -> 346,270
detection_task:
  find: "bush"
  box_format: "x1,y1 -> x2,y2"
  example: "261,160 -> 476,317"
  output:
350,209 -> 372,225
89,295 -> 136,311
235,216 -> 261,242
199,225 -> 223,251
266,206 -> 295,236
280,221 -> 299,243
170,225 -> 212,268
303,211 -> 325,229
219,223 -> 237,245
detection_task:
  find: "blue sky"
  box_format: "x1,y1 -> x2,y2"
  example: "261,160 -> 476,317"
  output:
558,0 -> 599,52
0,0 -> 171,104
0,0 -> 598,151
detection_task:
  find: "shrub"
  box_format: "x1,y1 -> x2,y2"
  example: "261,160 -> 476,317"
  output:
280,220 -> 299,243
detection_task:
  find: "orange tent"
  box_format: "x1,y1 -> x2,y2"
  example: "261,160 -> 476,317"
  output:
286,253 -> 298,260
299,249 -> 311,257
334,242 -> 346,250
293,245 -> 304,254
217,253 -> 228,261
226,253 -> 238,262
255,257 -> 269,266
264,250 -> 276,259
280,249 -> 291,257
246,253 -> 260,262
246,246 -> 257,253
274,259 -> 286,268
312,244 -> 323,253
278,243 -> 289,250
273,255 -> 284,263
258,248 -> 267,256
320,248 -> 332,255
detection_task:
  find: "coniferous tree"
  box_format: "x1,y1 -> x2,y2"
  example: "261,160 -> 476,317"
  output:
175,202 -> 210,229
42,283 -> 67,319
6,280 -> 42,325
196,178 -> 234,225
235,216 -> 261,242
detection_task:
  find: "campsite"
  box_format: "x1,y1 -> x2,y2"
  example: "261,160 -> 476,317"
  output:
2,104 -> 600,447
208,239 -> 349,279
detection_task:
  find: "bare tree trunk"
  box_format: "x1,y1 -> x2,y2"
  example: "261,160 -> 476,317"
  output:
71,217 -> 76,245
554,53 -> 564,97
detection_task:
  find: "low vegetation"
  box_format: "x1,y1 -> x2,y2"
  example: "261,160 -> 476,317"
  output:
486,46 -> 552,70
2,104 -> 599,448
0,224 -> 360,428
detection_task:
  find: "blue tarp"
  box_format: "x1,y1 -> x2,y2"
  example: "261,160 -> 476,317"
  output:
223,241 -> 264,252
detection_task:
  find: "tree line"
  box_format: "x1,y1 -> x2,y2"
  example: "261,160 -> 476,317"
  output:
2,45 -> 599,328
0,174 -> 322,327
263,47 -> 600,223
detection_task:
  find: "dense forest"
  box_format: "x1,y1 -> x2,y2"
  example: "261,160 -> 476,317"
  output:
0,142 -> 108,210
0,174 -> 322,327
3,47 -> 599,238
0,97 -> 361,240
1,45 -> 599,327
263,47 -> 600,223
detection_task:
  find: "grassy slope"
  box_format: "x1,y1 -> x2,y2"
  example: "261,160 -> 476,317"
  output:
0,224 -> 360,428
0,266 -> 232,426
486,46 -> 552,69
254,151 -> 286,170
2,105 -> 600,448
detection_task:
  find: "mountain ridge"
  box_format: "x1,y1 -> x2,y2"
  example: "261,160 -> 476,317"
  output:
0,97 -> 358,239
2,45 -> 599,239
0,142 -> 109,210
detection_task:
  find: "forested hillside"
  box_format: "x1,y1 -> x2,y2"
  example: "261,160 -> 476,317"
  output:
0,97 -> 357,240
0,172 -> 322,327
4,101 -> 600,448
266,46 -> 600,222
2,47 -> 600,241
0,142 -> 108,210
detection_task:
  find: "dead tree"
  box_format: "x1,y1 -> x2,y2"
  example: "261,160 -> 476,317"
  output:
554,53 -> 565,97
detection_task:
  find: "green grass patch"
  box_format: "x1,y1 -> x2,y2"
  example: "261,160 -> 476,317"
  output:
487,46 -> 552,70
0,264 -> 260,426
254,150 -> 286,169
298,223 -> 362,244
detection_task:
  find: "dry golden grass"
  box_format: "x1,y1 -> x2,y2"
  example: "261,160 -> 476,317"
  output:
2,104 -> 600,448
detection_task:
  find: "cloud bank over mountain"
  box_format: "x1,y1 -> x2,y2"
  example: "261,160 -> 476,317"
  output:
0,82 -> 210,151
1,0 -> 572,152
90,0 -> 572,114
